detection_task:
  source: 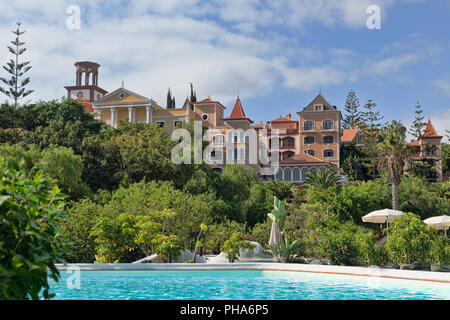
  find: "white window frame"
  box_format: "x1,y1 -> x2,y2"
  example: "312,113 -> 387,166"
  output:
322,119 -> 334,131
156,120 -> 165,127
323,149 -> 335,158
303,120 -> 315,131
323,135 -> 334,144
173,119 -> 184,127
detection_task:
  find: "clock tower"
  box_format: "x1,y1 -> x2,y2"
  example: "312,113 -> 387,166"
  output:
64,61 -> 108,102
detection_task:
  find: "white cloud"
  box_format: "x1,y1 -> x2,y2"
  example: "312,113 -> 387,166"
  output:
434,79 -> 450,97
0,0 -> 442,110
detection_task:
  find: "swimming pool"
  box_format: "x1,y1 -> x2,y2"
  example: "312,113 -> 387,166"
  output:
48,268 -> 450,300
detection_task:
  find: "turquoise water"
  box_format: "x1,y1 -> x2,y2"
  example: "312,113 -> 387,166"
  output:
48,270 -> 450,300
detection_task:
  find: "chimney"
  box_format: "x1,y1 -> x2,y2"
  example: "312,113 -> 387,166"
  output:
287,113 -> 291,119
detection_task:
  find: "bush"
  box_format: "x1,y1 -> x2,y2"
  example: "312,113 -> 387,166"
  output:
62,199 -> 102,263
428,236 -> 450,265
251,219 -> 271,247
320,228 -> 359,266
0,158 -> 71,299
205,220 -> 247,253
356,232 -> 388,266
385,212 -> 434,264
221,232 -> 255,263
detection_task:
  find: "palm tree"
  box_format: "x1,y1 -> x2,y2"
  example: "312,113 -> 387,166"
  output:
268,179 -> 295,201
303,168 -> 342,191
377,121 -> 408,210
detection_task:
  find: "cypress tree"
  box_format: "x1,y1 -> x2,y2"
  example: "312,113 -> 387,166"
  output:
189,82 -> 197,110
167,87 -> 176,109
0,21 -> 34,122
409,102 -> 426,140
342,89 -> 361,129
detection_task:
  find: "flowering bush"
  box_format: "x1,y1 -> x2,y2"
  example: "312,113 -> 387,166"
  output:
320,229 -> 359,266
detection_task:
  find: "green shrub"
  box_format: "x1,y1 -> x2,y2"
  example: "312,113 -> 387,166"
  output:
428,236 -> 450,265
0,158 -> 71,299
205,220 -> 247,253
251,219 -> 271,247
385,212 -> 434,264
221,232 -> 255,263
320,229 -> 359,266
356,232 -> 388,266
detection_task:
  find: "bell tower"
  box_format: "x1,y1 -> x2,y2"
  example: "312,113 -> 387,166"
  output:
65,61 -> 108,102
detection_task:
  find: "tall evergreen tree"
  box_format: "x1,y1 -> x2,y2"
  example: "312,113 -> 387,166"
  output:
0,21 -> 34,113
189,82 -> 197,110
360,99 -> 385,179
409,102 -> 426,140
342,89 -> 361,129
360,99 -> 384,130
166,87 -> 175,109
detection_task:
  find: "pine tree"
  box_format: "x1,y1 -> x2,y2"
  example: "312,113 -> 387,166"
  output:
360,99 -> 385,179
342,89 -> 361,129
409,102 -> 426,140
360,99 -> 384,130
0,21 -> 34,113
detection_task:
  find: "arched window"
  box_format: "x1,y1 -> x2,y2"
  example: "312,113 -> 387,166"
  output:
275,168 -> 283,180
304,136 -> 315,145
323,149 -> 334,158
323,136 -> 334,144
284,168 -> 292,181
214,135 -> 224,146
319,166 -> 327,172
284,151 -> 295,160
293,168 -> 300,181
301,168 -> 309,181
303,120 -> 315,131
310,167 -> 318,174
322,120 -> 334,131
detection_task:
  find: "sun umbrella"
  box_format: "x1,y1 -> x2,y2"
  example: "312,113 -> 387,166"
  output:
267,197 -> 285,247
268,221 -> 280,247
362,209 -> 404,227
423,216 -> 450,236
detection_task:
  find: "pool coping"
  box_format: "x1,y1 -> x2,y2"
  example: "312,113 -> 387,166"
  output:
56,263 -> 450,285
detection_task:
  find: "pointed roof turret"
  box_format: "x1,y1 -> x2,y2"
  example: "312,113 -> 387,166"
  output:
182,97 -> 190,109
423,120 -> 443,138
223,97 -> 253,123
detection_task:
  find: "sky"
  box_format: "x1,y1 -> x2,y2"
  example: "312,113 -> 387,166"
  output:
0,0 -> 449,141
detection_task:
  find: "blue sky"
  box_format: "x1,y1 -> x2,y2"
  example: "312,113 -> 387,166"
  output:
0,0 -> 449,141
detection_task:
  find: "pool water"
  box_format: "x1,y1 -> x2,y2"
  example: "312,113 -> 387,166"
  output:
47,270 -> 450,300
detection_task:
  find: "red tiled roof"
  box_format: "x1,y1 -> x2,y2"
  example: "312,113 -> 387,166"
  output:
182,97 -> 190,109
423,120 -> 443,138
223,98 -> 253,123
269,114 -> 296,123
194,96 -> 226,109
407,140 -> 421,147
76,97 -> 93,113
280,153 -> 329,164
341,128 -> 358,143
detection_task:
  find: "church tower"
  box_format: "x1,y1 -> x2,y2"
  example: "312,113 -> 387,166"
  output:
64,61 -> 108,102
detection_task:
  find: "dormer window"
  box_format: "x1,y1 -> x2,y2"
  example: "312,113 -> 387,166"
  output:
314,104 -> 322,111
